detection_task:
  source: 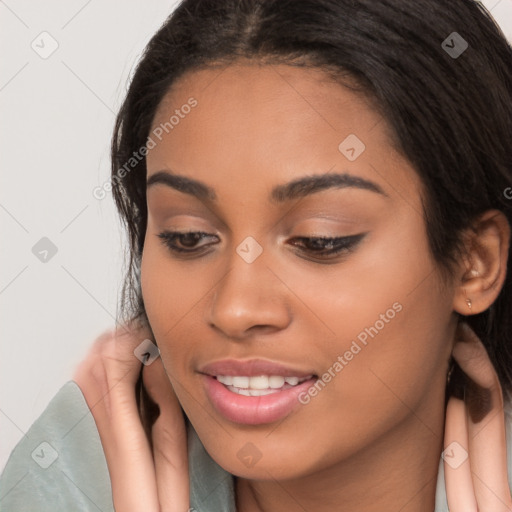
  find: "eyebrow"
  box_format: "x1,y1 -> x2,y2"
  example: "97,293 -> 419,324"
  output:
146,170 -> 388,203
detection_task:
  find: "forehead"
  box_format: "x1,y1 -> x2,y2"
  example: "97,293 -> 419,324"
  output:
147,61 -> 421,205
151,61 -> 382,138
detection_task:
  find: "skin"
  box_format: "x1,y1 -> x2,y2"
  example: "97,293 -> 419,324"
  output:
74,323 -> 190,512
73,321 -> 512,511
127,61 -> 511,511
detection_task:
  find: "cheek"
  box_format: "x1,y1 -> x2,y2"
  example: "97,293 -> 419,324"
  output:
140,240 -> 169,326
140,242 -> 197,409
139,234 -> 219,379
140,235 -> 212,332
266,218 -> 453,427
316,232 -> 452,426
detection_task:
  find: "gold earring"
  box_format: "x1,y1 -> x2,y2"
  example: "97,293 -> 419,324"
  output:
463,289 -> 472,310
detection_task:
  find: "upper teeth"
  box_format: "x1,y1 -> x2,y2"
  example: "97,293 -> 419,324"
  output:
216,375 -> 308,389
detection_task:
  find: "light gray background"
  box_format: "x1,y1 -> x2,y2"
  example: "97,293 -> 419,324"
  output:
1,0 -> 511,472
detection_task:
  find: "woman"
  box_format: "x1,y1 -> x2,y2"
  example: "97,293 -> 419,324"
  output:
1,0 -> 512,510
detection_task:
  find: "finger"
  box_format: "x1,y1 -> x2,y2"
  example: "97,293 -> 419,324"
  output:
74,320 -> 153,409
105,323 -> 162,511
452,322 -> 512,511
74,322 -> 151,436
107,406 -> 160,512
143,357 -> 190,512
74,323 -> 161,511
444,394 -> 478,512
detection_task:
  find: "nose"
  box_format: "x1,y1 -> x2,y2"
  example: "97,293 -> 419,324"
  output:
207,243 -> 292,340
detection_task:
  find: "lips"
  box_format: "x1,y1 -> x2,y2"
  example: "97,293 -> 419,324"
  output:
199,359 -> 318,425
202,374 -> 317,424
199,358 -> 316,378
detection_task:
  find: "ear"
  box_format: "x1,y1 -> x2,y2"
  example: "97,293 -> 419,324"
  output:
453,209 -> 510,315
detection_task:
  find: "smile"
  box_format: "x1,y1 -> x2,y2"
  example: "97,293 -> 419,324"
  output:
203,374 -> 318,425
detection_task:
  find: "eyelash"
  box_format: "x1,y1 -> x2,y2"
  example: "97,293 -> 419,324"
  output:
157,230 -> 365,261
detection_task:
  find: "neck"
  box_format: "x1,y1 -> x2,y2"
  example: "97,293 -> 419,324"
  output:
235,403 -> 446,512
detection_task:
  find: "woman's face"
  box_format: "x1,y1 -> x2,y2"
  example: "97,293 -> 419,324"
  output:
141,61 -> 458,479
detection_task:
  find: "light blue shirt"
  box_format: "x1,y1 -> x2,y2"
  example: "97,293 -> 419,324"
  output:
0,381 -> 511,511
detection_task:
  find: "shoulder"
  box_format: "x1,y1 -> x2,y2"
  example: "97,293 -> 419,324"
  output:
0,380 -> 237,512
0,381 -> 114,512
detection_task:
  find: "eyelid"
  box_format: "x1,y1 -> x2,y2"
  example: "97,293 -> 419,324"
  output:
147,204 -> 228,233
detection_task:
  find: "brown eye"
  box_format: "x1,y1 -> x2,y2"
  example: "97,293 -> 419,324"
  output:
157,231 -> 218,254
288,233 -> 366,259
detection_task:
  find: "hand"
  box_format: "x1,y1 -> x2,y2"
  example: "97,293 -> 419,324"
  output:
73,321 -> 190,512
444,321 -> 512,511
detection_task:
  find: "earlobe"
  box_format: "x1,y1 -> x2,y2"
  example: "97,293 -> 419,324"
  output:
452,210 -> 510,316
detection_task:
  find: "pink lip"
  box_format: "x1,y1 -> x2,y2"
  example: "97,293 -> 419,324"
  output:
202,375 -> 317,425
199,358 -> 316,378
